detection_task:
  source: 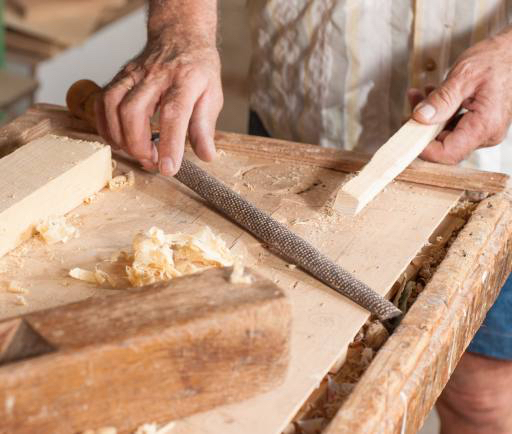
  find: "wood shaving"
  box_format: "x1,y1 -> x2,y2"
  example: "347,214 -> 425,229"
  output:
286,264 -> 297,270
69,267 -> 97,284
36,216 -> 79,244
7,281 -> 28,294
84,194 -> 97,205
68,267 -> 115,288
108,171 -> 135,191
229,261 -> 252,284
14,295 -> 27,306
126,226 -> 235,287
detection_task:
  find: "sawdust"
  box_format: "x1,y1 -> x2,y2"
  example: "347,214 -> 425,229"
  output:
36,216 -> 79,244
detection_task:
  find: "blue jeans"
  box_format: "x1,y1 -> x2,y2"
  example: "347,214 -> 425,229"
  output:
468,272 -> 512,360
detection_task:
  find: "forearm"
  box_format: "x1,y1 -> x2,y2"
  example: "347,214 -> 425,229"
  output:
147,0 -> 218,50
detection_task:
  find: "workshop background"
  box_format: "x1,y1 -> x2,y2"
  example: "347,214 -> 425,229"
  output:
3,1 -> 506,432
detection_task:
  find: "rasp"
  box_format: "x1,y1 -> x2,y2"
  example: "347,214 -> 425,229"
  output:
66,79 -> 402,321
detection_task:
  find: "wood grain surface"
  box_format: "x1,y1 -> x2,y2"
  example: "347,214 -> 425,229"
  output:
0,267 -> 290,433
0,106 -> 463,433
326,192 -> 512,433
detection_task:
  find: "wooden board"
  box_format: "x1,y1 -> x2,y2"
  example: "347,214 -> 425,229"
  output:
0,134 -> 111,258
5,4 -> 103,47
0,106 -> 464,433
0,267 -> 290,433
334,120 -> 444,215
214,131 -> 509,194
7,0 -> 125,21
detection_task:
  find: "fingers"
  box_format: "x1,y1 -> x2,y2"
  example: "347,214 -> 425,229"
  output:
158,77 -> 205,176
420,110 -> 495,164
413,75 -> 472,124
188,86 -> 223,162
102,74 -> 139,148
118,81 -> 162,167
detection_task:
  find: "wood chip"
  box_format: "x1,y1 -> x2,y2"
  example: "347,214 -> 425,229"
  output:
14,295 -> 27,306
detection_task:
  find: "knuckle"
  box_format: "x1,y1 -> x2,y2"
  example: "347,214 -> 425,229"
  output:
435,86 -> 456,108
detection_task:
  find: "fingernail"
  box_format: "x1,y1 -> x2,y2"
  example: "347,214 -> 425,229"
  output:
159,157 -> 174,176
415,103 -> 436,120
141,159 -> 153,170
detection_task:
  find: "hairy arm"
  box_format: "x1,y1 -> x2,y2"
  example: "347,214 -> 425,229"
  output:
96,0 -> 222,175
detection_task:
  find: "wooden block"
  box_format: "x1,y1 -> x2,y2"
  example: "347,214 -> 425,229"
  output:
333,120 -> 444,215
0,134 -> 111,258
0,267 -> 291,433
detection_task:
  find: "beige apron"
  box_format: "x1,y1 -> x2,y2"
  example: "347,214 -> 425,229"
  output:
247,0 -> 512,172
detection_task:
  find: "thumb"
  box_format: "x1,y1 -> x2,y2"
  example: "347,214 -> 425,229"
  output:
412,76 -> 468,125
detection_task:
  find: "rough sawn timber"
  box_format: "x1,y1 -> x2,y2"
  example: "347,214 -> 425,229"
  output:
326,191 -> 512,433
0,267 -> 290,433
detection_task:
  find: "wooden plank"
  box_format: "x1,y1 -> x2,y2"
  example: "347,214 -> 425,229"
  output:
6,0 -> 125,21
0,133 -> 111,258
213,131 -> 508,194
0,69 -> 37,109
5,29 -> 61,59
3,105 -> 507,194
5,4 -> 103,47
0,107 -> 463,433
326,191 -> 512,433
0,267 -> 290,433
333,120 -> 444,215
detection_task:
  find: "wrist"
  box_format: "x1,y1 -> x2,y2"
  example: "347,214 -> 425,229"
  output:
147,0 -> 218,49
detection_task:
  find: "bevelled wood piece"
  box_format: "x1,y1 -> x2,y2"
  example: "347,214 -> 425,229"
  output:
0,267 -> 291,433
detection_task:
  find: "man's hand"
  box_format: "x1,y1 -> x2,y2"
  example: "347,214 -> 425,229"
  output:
411,27 -> 512,165
95,0 -> 222,176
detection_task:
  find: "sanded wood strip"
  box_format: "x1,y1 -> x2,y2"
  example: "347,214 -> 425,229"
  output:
334,120 -> 445,215
0,134 -> 112,257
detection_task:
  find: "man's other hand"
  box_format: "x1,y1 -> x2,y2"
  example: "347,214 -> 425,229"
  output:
410,28 -> 512,165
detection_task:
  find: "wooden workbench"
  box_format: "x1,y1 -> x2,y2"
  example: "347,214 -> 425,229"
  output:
0,105 -> 511,433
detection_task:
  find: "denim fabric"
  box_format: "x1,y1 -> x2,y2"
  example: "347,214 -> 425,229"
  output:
468,272 -> 512,361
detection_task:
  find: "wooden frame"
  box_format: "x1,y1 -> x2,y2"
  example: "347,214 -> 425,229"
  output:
326,191 -> 512,433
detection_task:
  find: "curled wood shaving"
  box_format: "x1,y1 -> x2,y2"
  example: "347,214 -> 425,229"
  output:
68,267 -> 115,288
126,226 -> 235,287
229,261 -> 252,284
108,171 -> 135,191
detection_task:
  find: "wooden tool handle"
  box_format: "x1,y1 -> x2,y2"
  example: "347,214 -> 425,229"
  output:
66,79 -> 102,130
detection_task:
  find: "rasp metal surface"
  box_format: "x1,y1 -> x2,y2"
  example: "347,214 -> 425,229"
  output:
173,158 -> 401,321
